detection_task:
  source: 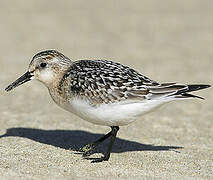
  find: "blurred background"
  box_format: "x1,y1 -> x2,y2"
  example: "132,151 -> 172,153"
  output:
0,0 -> 212,178
1,0 -> 213,82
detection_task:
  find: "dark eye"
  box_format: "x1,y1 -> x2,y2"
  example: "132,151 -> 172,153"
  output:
40,62 -> 47,68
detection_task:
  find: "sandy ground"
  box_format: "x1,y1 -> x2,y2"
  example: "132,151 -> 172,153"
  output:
0,0 -> 212,179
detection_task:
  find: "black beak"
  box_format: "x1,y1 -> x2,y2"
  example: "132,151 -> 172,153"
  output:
5,71 -> 33,92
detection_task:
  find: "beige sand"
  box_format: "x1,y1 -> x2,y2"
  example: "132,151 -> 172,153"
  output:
0,0 -> 212,179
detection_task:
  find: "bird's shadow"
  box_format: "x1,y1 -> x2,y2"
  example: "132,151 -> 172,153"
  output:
0,127 -> 183,154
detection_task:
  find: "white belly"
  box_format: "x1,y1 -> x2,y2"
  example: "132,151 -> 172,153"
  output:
61,97 -> 169,126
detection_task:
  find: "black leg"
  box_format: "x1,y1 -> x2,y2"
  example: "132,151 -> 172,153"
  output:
91,126 -> 119,163
81,127 -> 113,156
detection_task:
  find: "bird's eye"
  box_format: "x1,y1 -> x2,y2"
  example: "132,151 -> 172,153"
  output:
40,62 -> 47,68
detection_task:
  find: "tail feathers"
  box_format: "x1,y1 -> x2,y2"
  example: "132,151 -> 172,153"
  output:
183,84 -> 210,93
171,84 -> 211,99
176,93 -> 205,100
148,83 -> 210,100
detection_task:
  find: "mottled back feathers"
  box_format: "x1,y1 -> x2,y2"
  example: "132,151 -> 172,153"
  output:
59,60 -> 157,105
58,59 -> 210,106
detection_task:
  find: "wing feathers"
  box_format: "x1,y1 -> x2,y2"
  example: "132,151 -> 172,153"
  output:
144,83 -> 211,100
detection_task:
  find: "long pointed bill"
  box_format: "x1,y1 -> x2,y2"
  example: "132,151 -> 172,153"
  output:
5,71 -> 34,92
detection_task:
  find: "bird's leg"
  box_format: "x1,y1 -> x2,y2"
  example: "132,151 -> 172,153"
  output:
81,128 -> 113,156
91,126 -> 119,163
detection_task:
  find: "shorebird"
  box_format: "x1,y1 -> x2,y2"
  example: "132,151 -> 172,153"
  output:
5,50 -> 210,162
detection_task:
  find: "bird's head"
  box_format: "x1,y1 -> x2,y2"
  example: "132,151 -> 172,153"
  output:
5,50 -> 72,92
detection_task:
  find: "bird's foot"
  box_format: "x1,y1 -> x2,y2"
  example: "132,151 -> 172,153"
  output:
91,157 -> 108,163
87,154 -> 110,163
80,143 -> 96,157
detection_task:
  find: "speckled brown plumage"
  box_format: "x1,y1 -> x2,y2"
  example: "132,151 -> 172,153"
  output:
58,59 -> 160,105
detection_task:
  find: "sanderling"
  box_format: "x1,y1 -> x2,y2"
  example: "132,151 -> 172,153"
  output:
5,50 -> 210,162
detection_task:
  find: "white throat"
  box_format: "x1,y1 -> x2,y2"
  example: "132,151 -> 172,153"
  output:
38,69 -> 55,84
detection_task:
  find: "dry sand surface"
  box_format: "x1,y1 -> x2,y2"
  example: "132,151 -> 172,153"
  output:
0,0 -> 212,179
